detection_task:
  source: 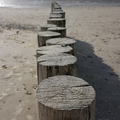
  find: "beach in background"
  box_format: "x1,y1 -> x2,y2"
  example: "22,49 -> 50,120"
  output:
0,1 -> 120,120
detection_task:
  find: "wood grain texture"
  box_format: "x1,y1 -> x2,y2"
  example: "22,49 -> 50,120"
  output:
49,14 -> 63,19
51,2 -> 61,12
36,45 -> 72,58
40,24 -> 56,31
36,46 -> 73,86
50,12 -> 65,18
47,18 -> 66,27
37,53 -> 77,84
46,38 -> 76,56
36,75 -> 96,120
54,9 -> 63,12
37,31 -> 61,47
48,27 -> 66,37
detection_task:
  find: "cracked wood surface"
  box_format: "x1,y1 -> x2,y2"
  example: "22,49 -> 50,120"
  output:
37,31 -> 61,47
47,18 -> 66,27
50,12 -> 65,18
37,53 -> 77,84
36,45 -> 72,58
46,38 -> 76,56
36,75 -> 95,120
40,24 -> 56,31
49,14 -> 63,19
48,27 -> 66,37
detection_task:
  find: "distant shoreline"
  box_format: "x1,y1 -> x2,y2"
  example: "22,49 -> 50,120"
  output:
0,2 -> 120,8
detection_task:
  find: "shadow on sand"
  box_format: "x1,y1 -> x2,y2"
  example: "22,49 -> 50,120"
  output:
68,37 -> 120,120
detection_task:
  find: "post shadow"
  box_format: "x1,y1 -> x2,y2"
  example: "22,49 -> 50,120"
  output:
67,37 -> 120,120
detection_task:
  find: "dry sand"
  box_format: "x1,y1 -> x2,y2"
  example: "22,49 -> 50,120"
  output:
0,5 -> 120,120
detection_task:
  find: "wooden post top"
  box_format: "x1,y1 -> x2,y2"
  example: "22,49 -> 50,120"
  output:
52,11 -> 65,14
48,27 -> 66,30
46,37 -> 76,45
36,75 -> 96,110
48,18 -> 66,21
49,14 -> 62,18
37,31 -> 61,37
36,45 -> 72,55
37,53 -> 77,66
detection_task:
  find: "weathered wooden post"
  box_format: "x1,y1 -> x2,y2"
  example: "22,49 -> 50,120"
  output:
50,11 -> 65,19
37,31 -> 61,47
48,27 -> 66,37
47,18 -> 66,27
36,46 -> 73,85
36,75 -> 96,120
37,53 -> 77,84
46,38 -> 76,56
49,14 -> 63,19
38,24 -> 56,32
36,45 -> 72,58
51,2 -> 63,12
51,2 -> 55,12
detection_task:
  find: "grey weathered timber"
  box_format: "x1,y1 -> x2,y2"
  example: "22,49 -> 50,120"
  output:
37,53 -> 77,84
37,31 -> 61,47
36,75 -> 96,120
54,9 -> 63,12
50,11 -> 65,18
37,24 -> 56,32
36,45 -> 73,85
54,2 -> 61,9
48,27 -> 66,37
49,14 -> 63,19
40,24 -> 56,31
46,38 -> 76,56
51,2 -> 62,12
47,18 -> 66,27
36,45 -> 72,58
51,2 -> 54,12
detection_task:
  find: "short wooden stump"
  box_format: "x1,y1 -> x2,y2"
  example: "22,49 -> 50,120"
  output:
37,31 -> 61,47
49,14 -> 63,19
37,53 -> 77,84
54,9 -> 63,12
36,75 -> 96,120
50,11 -> 65,18
40,24 -> 56,31
36,45 -> 72,58
48,27 -> 66,37
37,24 -> 56,32
47,18 -> 66,27
46,38 -> 76,56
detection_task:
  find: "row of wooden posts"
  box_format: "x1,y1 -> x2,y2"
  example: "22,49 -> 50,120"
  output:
36,2 -> 96,120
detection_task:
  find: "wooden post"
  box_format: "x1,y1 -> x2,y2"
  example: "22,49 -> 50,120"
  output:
36,75 -> 96,120
40,24 -> 56,31
48,27 -> 66,37
51,2 -> 55,12
50,11 -> 65,18
54,6 -> 62,12
51,2 -> 62,12
37,24 -> 56,32
36,46 -> 73,85
37,53 -> 77,84
54,9 -> 63,12
47,18 -> 66,27
49,14 -> 63,19
46,38 -> 76,56
37,31 -> 61,47
36,45 -> 72,58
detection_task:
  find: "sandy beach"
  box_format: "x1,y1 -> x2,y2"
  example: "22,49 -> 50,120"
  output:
0,4 -> 120,120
